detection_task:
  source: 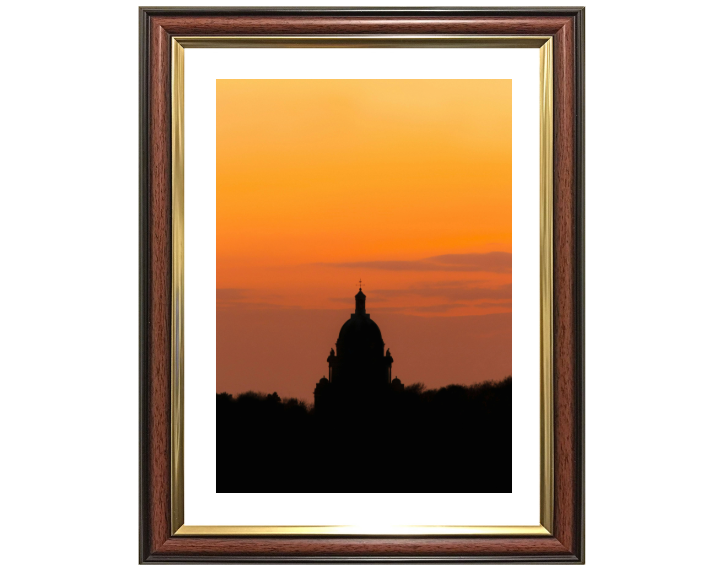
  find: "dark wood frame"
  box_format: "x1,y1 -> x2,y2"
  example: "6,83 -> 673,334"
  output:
139,6 -> 585,564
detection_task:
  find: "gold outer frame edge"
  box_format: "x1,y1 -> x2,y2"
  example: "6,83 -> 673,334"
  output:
170,35 -> 554,538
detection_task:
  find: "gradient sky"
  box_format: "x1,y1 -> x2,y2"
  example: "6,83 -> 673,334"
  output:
217,79 -> 511,402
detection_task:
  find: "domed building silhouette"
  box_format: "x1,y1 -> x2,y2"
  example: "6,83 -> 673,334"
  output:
314,288 -> 403,410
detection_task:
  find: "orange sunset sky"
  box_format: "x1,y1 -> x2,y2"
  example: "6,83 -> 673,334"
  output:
217,79 -> 512,401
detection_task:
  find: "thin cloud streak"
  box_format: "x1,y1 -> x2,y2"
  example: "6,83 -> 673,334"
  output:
373,283 -> 512,302
375,301 -> 511,316
219,281 -> 511,311
216,288 -> 250,300
315,251 -> 511,273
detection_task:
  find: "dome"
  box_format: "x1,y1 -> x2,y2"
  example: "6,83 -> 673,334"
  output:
318,288 -> 395,391
337,313 -> 384,349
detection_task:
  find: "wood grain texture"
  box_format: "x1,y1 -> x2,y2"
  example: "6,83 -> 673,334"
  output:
143,14 -> 172,557
153,15 -> 574,36
139,7 -> 584,564
152,535 -> 570,560
552,16 -> 579,558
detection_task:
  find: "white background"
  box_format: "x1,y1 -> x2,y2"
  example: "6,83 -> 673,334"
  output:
184,48 -> 539,526
1,0 -> 719,573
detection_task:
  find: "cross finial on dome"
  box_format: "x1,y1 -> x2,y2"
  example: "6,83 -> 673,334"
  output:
357,278 -> 363,291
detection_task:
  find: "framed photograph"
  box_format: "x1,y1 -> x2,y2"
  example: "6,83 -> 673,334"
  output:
139,6 -> 585,563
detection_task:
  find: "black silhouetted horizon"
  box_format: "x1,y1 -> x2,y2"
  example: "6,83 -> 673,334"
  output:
217,376 -> 511,493
217,289 -> 511,493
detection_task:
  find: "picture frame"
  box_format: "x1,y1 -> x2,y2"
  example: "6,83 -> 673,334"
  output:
139,6 -> 585,563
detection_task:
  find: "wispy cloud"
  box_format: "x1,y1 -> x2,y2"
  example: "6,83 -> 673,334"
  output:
315,252 -> 511,274
376,303 -> 462,315
216,288 -> 250,301
373,282 -> 511,302
216,289 -> 304,310
376,300 -> 509,313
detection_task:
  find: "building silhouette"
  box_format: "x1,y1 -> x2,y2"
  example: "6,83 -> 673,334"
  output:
314,288 -> 403,410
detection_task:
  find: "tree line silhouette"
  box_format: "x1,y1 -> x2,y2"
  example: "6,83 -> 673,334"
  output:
217,376 -> 512,493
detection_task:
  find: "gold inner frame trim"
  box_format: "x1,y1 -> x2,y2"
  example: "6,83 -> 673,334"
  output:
170,35 -> 554,538
176,525 -> 552,537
